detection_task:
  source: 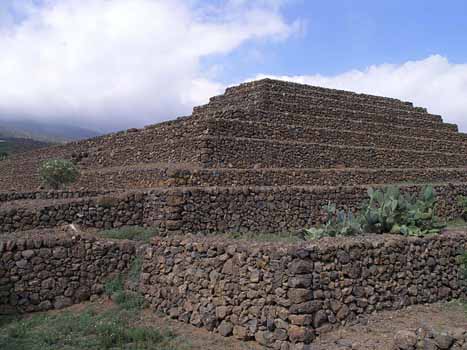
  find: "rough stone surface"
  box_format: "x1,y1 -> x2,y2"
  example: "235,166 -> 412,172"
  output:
393,327 -> 467,350
139,233 -> 467,349
0,234 -> 135,313
2,78 -> 467,236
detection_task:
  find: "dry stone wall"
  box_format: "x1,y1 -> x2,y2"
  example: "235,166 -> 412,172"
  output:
200,137 -> 467,169
60,166 -> 467,191
195,109 -> 466,142
140,233 -> 467,349
0,234 -> 135,313
0,190 -> 112,203
203,118 -> 467,154
222,79 -> 417,111
204,93 -> 445,128
162,167 -> 467,188
0,193 -> 149,234
2,183 -> 467,236
159,184 -> 467,234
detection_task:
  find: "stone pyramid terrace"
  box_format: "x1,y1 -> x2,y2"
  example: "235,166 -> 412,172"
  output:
1,78 -> 467,234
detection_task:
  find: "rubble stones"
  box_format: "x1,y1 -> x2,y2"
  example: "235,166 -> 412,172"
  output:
393,327 -> 467,350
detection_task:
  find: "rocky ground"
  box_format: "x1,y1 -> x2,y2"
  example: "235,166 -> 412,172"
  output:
7,299 -> 463,350
312,302 -> 467,350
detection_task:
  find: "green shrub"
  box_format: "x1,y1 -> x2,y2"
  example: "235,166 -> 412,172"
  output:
305,185 -> 445,240
39,159 -> 80,190
362,185 -> 445,236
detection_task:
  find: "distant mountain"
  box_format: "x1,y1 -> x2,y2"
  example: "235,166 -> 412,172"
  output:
0,118 -> 101,143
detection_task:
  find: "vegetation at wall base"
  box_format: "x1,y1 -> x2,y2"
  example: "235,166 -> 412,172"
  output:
0,306 -> 178,350
305,185 -> 446,240
0,269 -> 180,350
104,274 -> 146,311
39,159 -> 80,190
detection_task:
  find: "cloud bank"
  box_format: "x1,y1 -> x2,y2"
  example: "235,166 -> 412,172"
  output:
1,1 -> 466,134
255,55 -> 467,131
0,0 -> 298,131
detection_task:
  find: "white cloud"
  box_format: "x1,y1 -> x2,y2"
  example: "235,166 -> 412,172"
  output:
254,55 -> 467,132
0,0 -> 297,131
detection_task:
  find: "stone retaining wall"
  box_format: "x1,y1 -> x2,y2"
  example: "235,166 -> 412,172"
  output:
159,184 -> 467,234
204,93 -> 444,128
201,137 -> 467,169
223,79 -> 418,112
58,167 -> 467,191
0,190 -> 189,234
2,183 -> 467,235
0,234 -> 135,313
0,190 -> 112,203
0,193 -> 150,234
195,109 -> 465,142
209,79 -> 440,120
140,233 -> 467,349
205,118 -> 467,154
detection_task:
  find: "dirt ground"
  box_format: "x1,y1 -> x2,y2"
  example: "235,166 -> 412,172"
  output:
43,300 -> 467,350
313,302 -> 467,350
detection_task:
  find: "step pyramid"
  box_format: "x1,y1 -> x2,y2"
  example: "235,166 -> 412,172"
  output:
1,78 -> 467,233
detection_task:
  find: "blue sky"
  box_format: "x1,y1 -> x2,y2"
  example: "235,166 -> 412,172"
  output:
0,0 -> 466,131
214,0 -> 467,78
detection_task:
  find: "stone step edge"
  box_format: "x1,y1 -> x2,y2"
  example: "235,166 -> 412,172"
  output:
202,98 -> 445,127
77,164 -> 467,175
227,78 -> 415,108
220,85 -> 417,112
194,109 -> 461,140
202,117 -> 467,148
197,135 -> 466,158
2,181 -> 466,213
215,88 -> 440,121
193,105 -> 458,133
